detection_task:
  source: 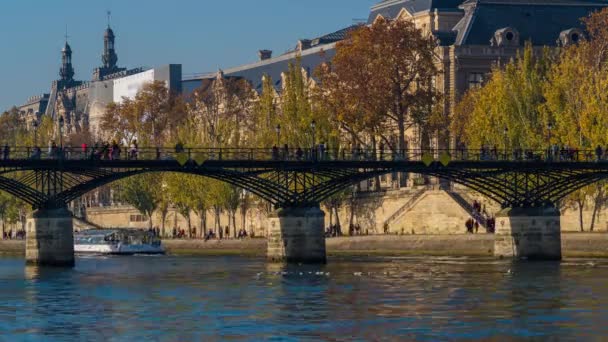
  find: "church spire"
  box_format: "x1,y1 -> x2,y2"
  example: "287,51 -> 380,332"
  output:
102,11 -> 118,69
60,28 -> 75,84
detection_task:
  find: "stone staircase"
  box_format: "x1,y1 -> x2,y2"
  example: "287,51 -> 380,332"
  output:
445,190 -> 488,229
383,188 -> 427,228
72,216 -> 104,230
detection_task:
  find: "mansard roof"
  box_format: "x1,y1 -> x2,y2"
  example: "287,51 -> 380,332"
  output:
185,25 -> 355,93
368,0 -> 463,23
310,25 -> 361,46
191,44 -> 335,93
454,0 -> 608,45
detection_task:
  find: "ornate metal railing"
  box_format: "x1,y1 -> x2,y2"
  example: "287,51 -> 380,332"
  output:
0,146 -> 604,163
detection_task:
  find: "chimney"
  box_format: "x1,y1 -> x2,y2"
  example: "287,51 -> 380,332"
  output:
298,39 -> 312,51
258,49 -> 273,61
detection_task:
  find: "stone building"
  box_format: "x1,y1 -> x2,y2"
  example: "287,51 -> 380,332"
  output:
185,0 -> 607,148
20,24 -> 182,140
17,94 -> 48,130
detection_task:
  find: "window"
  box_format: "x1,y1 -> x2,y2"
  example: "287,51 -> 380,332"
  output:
571,33 -> 580,42
468,73 -> 484,89
129,214 -> 148,222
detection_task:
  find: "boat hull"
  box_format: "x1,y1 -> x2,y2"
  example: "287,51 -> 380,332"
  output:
75,243 -> 164,255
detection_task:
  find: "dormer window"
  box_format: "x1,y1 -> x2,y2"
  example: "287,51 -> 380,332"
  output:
557,28 -> 584,47
490,27 -> 520,47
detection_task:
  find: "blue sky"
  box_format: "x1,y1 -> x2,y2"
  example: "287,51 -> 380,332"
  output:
0,0 -> 377,111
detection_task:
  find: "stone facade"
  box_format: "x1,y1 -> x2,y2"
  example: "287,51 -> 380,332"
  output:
25,208 -> 74,266
83,187 -> 608,239
494,207 -> 562,260
267,207 -> 326,263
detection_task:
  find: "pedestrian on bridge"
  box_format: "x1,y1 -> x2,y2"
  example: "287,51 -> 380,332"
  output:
2,144 -> 9,160
129,140 -> 138,160
272,145 -> 279,160
596,145 -> 603,162
283,144 -> 289,160
30,146 -> 41,160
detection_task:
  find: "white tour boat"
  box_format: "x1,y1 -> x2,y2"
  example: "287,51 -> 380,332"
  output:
74,229 -> 164,255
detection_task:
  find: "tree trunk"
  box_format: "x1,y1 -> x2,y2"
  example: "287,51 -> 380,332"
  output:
591,200 -> 599,232
590,186 -> 605,232
173,210 -> 178,234
200,210 -> 207,237
240,207 -> 247,238
578,199 -> 585,232
348,197 -> 356,235
214,206 -> 221,235
161,212 -> 167,237
334,207 -> 341,235
232,212 -> 237,237
147,211 -> 153,230
187,213 -> 192,238
329,208 -> 334,226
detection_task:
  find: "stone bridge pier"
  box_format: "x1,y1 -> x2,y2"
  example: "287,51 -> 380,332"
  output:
494,206 -> 561,260
25,207 -> 75,267
267,205 -> 326,263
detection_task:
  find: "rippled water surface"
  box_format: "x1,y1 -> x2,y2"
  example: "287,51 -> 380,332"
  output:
1,255 -> 608,340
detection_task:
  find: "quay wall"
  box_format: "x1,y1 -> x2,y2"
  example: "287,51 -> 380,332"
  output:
2,233 -> 608,258
82,187 -> 608,237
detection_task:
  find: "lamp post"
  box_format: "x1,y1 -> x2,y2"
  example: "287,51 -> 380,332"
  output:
32,120 -> 39,147
503,126 -> 509,160
310,120 -> 316,146
275,124 -> 281,146
217,134 -> 222,160
59,116 -> 64,147
58,116 -> 64,159
310,120 -> 317,160
547,122 -> 553,161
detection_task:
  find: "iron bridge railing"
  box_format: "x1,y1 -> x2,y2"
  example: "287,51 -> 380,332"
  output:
0,146 -> 604,163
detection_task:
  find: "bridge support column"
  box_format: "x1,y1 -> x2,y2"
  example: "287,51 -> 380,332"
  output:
267,206 -> 326,263
25,207 -> 75,267
494,207 -> 561,260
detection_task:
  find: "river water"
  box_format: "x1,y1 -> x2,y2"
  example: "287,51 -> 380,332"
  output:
1,255 -> 607,341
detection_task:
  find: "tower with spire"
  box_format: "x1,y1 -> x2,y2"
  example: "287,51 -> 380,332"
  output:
93,12 -> 125,81
59,37 -> 75,88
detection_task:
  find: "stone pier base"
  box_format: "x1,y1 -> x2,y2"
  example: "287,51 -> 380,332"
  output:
267,206 -> 326,263
25,207 -> 75,267
494,207 -> 561,260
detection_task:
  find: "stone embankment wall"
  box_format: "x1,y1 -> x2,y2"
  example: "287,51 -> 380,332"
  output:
82,187 -> 608,236
3,234 -> 608,258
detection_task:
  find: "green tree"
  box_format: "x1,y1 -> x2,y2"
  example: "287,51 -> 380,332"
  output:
115,174 -> 163,229
454,43 -> 551,150
250,75 -> 278,147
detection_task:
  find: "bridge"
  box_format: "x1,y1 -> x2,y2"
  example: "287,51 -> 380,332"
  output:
1,146 -> 606,266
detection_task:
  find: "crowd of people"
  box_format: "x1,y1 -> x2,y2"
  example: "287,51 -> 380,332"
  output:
325,224 -> 342,237
465,200 -> 496,234
4,139 -> 608,163
150,225 -> 253,242
2,230 -> 25,240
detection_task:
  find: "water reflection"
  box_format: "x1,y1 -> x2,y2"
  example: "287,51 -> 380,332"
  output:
1,256 -> 608,339
23,265 -> 86,340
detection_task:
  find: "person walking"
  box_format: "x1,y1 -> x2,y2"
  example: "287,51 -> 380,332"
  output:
596,145 -> 603,162
2,144 -> 9,160
130,140 -> 138,160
